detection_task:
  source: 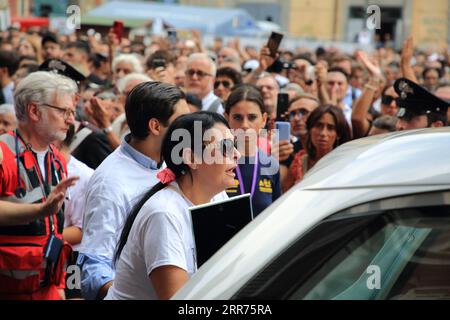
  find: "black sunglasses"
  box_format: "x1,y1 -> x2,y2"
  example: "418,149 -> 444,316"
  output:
214,80 -> 232,89
381,95 -> 396,105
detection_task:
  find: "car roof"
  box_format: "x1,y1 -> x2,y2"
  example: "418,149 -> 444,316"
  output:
300,127 -> 450,190
174,128 -> 450,299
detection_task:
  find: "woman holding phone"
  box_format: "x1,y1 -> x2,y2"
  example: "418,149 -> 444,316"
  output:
106,112 -> 240,300
224,84 -> 281,217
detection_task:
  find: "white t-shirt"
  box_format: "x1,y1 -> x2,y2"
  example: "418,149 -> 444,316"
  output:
64,156 -> 94,251
34,149 -> 48,180
105,182 -> 228,300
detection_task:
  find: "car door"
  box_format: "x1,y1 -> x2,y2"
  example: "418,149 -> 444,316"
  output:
233,190 -> 450,300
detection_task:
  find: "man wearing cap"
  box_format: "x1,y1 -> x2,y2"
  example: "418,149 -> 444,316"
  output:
394,78 -> 449,131
42,32 -> 64,61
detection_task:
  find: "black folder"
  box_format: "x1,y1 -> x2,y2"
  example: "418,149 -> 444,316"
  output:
189,194 -> 253,268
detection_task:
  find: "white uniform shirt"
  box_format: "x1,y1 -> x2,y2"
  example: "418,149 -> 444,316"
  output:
105,183 -> 228,300
64,156 -> 94,251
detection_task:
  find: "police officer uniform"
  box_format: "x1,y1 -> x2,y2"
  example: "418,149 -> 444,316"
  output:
394,78 -> 449,127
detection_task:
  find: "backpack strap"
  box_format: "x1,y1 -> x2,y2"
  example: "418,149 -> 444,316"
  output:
69,127 -> 93,153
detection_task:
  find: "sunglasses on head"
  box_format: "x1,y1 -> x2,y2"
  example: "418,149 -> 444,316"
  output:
214,80 -> 232,89
381,95 -> 396,105
289,108 -> 310,120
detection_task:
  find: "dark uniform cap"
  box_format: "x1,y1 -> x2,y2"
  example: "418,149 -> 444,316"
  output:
394,77 -> 449,119
39,59 -> 86,83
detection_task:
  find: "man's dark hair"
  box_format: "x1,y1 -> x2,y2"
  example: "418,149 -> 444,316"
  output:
0,50 -> 20,76
216,67 -> 243,87
186,93 -> 202,111
89,53 -> 107,69
373,115 -> 398,132
125,81 -> 185,140
427,112 -> 448,127
41,32 -> 59,47
66,40 -> 90,55
328,66 -> 350,82
146,50 -> 174,70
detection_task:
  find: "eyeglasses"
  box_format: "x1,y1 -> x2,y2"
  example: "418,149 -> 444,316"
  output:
185,69 -> 213,78
214,80 -> 232,89
381,95 -> 396,105
289,108 -> 310,120
40,103 -> 76,120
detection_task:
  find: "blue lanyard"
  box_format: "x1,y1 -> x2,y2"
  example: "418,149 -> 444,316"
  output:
235,151 -> 259,199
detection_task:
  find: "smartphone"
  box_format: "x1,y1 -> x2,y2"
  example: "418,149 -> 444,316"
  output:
112,20 -> 124,41
167,28 -> 177,47
276,122 -> 291,142
267,32 -> 284,58
276,93 -> 290,122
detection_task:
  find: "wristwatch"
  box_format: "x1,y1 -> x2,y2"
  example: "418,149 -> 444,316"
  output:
102,126 -> 113,134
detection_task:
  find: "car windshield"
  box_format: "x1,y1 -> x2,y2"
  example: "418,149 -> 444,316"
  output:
290,206 -> 450,300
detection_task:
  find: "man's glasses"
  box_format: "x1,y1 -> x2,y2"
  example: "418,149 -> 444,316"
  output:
381,95 -> 396,105
214,80 -> 232,89
289,108 -> 310,121
186,69 -> 213,78
40,103 -> 76,120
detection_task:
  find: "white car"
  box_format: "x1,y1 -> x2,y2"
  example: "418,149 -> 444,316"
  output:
174,128 -> 450,300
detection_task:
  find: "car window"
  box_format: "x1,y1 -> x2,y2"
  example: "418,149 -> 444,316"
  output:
235,204 -> 450,300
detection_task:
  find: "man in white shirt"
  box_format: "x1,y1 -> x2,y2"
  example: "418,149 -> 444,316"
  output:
77,82 -> 190,300
185,53 -> 224,114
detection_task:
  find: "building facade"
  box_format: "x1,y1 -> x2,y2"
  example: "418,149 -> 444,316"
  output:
181,0 -> 450,48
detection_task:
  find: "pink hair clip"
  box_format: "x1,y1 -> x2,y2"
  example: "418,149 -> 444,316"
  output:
157,168 -> 176,184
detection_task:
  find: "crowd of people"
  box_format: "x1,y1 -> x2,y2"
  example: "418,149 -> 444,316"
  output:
0,23 -> 449,300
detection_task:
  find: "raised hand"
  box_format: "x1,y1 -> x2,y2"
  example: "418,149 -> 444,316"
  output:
40,176 -> 79,218
356,50 -> 383,79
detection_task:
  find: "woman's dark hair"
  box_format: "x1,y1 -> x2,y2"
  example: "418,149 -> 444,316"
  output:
216,67 -> 243,87
225,84 -> 266,115
114,111 -> 230,263
125,81 -> 185,140
306,105 -> 352,159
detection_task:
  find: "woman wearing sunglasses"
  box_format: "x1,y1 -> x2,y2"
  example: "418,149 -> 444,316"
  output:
214,67 -> 242,101
224,84 -> 281,217
106,112 -> 240,300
